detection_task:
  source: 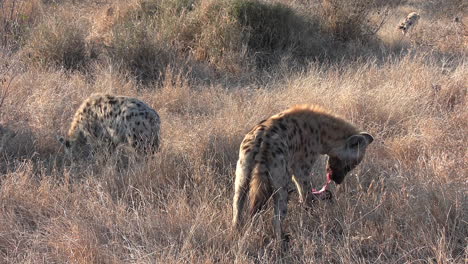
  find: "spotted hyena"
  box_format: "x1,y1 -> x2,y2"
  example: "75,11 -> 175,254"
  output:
58,94 -> 161,157
232,105 -> 373,240
398,12 -> 420,35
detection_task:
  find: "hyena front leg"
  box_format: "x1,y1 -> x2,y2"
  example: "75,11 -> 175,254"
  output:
291,161 -> 315,204
292,157 -> 317,203
272,187 -> 289,241
270,164 -> 290,241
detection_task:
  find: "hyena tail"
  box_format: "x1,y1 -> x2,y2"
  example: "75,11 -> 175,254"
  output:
249,164 -> 273,217
232,158 -> 254,229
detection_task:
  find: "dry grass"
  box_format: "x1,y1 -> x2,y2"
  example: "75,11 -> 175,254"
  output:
0,0 -> 467,263
0,0 -> 43,49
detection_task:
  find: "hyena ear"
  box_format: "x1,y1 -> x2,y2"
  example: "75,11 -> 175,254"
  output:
346,132 -> 373,149
360,132 -> 374,144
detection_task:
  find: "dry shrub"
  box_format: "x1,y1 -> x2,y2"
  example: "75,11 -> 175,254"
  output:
47,221 -> 117,263
0,0 -> 42,49
0,68 -> 91,160
126,0 -> 248,74
0,164 -> 123,263
15,0 -> 398,81
104,0 -> 330,78
420,0 -> 466,18
100,1 -> 199,83
410,17 -> 468,55
24,8 -> 89,70
94,0 -> 237,82
320,0 -> 375,41
107,12 -> 172,83
319,0 -> 394,41
230,0 -> 321,66
91,62 -> 138,95
85,2 -> 138,55
0,56 -> 12,116
232,0 -> 296,53
388,0 -> 467,55
180,0 -> 247,72
0,55 -> 26,158
188,0 -> 328,68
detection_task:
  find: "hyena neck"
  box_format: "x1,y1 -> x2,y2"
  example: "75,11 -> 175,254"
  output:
314,115 -> 358,156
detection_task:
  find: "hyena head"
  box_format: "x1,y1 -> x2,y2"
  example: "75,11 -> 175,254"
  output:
57,131 -> 91,158
327,132 -> 374,184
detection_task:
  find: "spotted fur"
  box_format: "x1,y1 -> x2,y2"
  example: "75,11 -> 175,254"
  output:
59,94 -> 161,157
232,105 -> 373,240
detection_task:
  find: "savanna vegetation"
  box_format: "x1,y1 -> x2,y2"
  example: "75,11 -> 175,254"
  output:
0,0 -> 466,263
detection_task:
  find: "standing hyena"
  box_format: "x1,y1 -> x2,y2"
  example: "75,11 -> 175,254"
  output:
58,94 -> 161,157
398,12 -> 420,35
232,105 -> 373,240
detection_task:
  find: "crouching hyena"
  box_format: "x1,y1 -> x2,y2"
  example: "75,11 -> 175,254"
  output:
58,94 -> 161,157
398,12 -> 420,35
232,105 -> 373,240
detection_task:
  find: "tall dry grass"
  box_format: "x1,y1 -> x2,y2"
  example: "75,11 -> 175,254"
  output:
0,0 -> 467,263
0,0 -> 42,50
